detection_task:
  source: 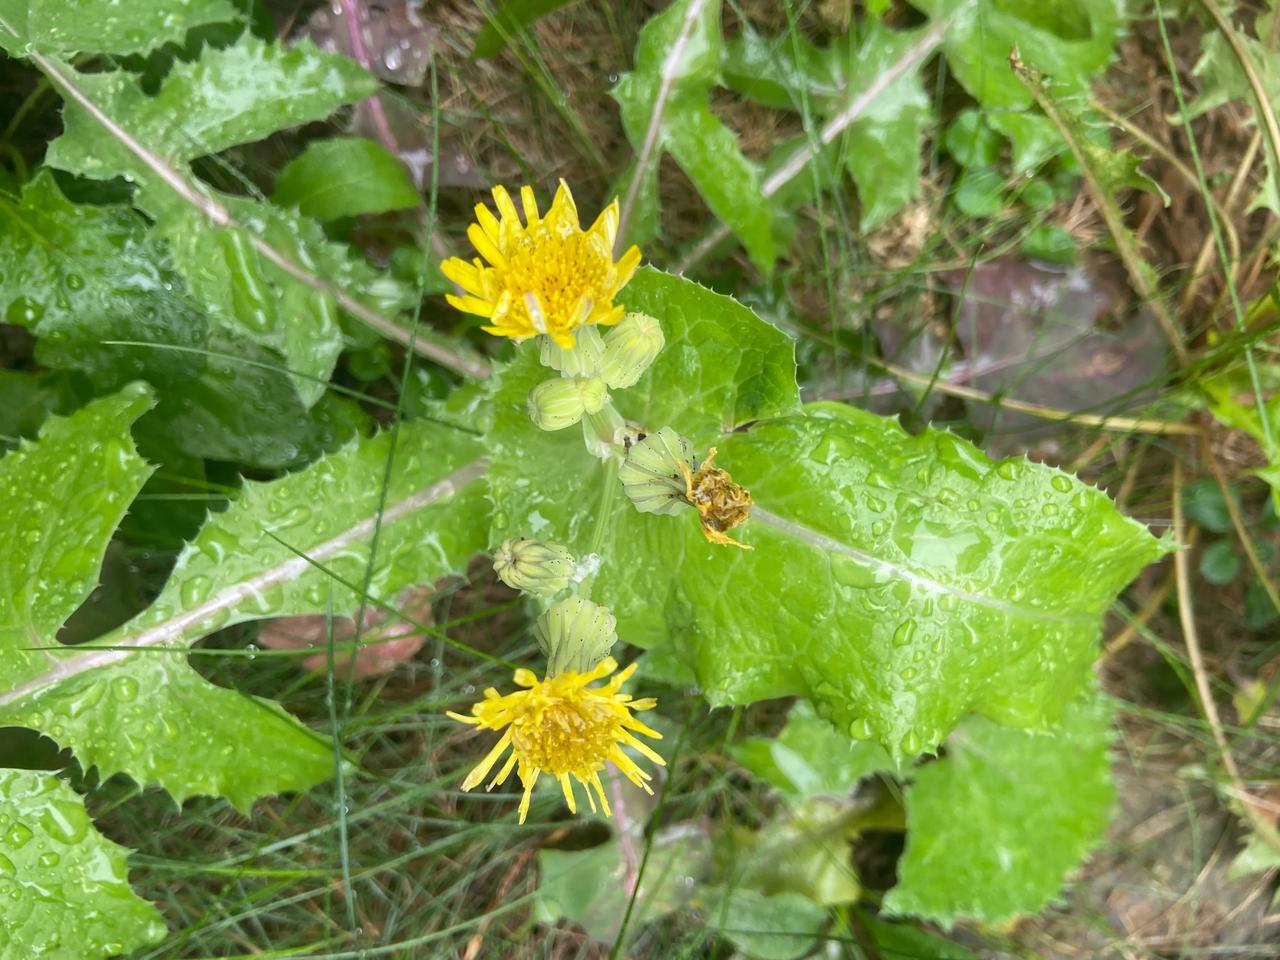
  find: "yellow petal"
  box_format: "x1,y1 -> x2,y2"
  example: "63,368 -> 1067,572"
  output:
520,185 -> 542,228
559,773 -> 577,814
439,257 -> 482,294
460,728 -> 512,792
445,293 -> 496,319
474,203 -> 501,244
518,767 -> 540,824
591,772 -> 612,817
492,185 -> 520,227
466,223 -> 505,267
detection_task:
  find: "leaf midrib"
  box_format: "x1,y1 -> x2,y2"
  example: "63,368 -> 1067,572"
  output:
0,456 -> 489,708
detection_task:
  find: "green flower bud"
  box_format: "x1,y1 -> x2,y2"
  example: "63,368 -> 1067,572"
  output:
493,538 -> 576,598
535,597 -> 618,675
600,312 -> 664,389
582,399 -> 626,459
618,426 -> 694,516
527,376 -> 607,431
538,325 -> 605,378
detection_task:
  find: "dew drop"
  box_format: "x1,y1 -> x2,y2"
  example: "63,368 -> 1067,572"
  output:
809,431 -> 856,465
996,461 -> 1017,480
1051,474 -> 1072,493
900,730 -> 923,754
112,676 -> 140,702
892,621 -> 916,647
848,717 -> 870,740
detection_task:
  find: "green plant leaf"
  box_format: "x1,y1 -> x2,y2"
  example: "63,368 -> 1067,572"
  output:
0,370 -> 86,450
0,768 -> 167,959
535,826 -> 709,942
851,910 -> 981,960
47,37 -> 377,183
143,187 -> 400,408
909,0 -> 1126,109
274,137 -> 420,221
142,335 -> 370,471
840,24 -> 932,229
733,700 -> 891,801
884,694 -> 1115,925
720,797 -> 863,906
721,30 -> 841,110
1199,540 -> 1240,585
488,271 -> 1171,761
0,171 -> 207,391
0,387 -> 488,807
702,886 -> 827,960
471,0 -> 583,58
1203,361 -> 1280,500
613,0 -> 774,269
0,0 -> 237,57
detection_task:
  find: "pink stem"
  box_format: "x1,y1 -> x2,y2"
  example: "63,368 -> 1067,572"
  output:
609,770 -> 640,896
337,0 -> 400,156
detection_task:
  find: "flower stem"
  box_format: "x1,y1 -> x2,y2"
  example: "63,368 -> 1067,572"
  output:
608,769 -> 640,897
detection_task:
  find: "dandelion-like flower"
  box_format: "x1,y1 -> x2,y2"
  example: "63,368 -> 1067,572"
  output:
448,657 -> 664,823
441,181 -> 643,348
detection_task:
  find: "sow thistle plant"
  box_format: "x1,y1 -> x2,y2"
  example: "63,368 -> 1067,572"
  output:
0,0 -> 1189,951
449,184 -> 753,820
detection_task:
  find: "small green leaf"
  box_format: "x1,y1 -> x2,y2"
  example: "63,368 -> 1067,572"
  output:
471,0 -> 582,58
944,110 -> 1003,168
613,0 -> 774,269
1200,540 -> 1240,585
884,694 -> 1115,926
909,0 -> 1126,109
1228,830 -> 1280,881
47,36 -> 377,183
733,700 -> 891,800
1021,224 -> 1076,264
0,370 -> 87,450
988,111 -> 1066,174
274,137 -> 420,221
0,769 -> 167,959
852,910 -> 981,960
953,166 -> 1006,217
1182,478 -> 1234,534
535,827 -> 709,941
0,0 -> 237,56
703,886 -> 827,960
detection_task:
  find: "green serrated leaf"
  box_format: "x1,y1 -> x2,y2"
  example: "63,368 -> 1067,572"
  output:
613,0 -> 774,269
145,189 -> 361,408
721,30 -> 841,109
0,171 -> 207,391
910,0 -> 1126,109
274,137 -> 420,221
0,768 -> 167,958
142,335 -> 370,471
0,0 -> 237,57
884,695 -> 1115,926
471,0 -> 582,58
703,886 -> 827,960
0,370 -> 88,451
488,271 -> 1171,761
733,700 -> 891,800
0,390 -> 487,806
988,111 -> 1067,174
47,37 -> 377,183
841,24 -> 932,228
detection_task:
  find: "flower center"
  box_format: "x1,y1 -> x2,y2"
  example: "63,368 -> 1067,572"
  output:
511,694 -> 618,776
503,231 -> 607,331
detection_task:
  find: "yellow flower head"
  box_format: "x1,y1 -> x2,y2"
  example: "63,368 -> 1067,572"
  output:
448,657 -> 664,824
441,181 -> 643,348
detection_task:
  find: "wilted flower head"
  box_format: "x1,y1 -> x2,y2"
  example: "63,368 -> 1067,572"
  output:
441,181 -> 642,348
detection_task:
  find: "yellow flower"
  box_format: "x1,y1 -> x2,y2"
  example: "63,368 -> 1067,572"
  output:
448,657 -> 664,824
441,181 -> 643,348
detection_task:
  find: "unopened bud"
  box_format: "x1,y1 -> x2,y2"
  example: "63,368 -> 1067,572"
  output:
618,426 -> 694,516
600,312 -> 664,389
493,538 -> 576,598
535,597 -> 618,675
527,376 -> 607,431
538,325 -> 605,378
582,400 -> 626,459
